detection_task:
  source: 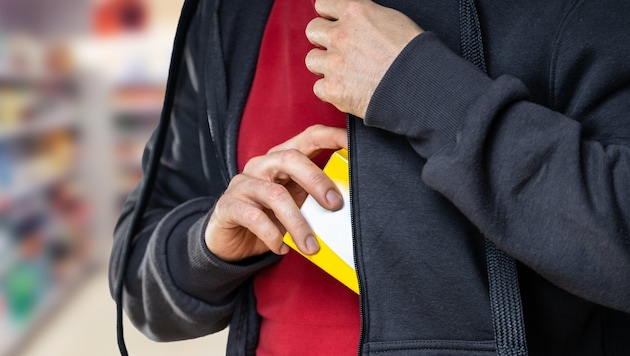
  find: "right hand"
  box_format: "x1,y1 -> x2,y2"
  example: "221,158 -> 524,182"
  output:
205,125 -> 348,262
305,0 -> 423,118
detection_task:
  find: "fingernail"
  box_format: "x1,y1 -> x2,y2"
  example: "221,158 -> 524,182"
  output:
306,235 -> 319,254
326,189 -> 343,207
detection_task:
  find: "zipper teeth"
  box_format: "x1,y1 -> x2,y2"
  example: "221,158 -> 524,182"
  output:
347,115 -> 366,355
206,2 -> 231,187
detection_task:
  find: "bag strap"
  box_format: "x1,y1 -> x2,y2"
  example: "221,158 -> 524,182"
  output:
458,1 -> 528,355
114,0 -> 201,354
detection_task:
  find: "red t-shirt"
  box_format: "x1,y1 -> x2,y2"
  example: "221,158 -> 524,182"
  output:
237,0 -> 360,355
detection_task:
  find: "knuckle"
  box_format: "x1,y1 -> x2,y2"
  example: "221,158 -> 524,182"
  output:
313,0 -> 335,18
308,170 -> 330,189
327,24 -> 339,40
313,0 -> 323,15
303,124 -> 322,138
345,0 -> 365,18
259,226 -> 281,245
305,49 -> 319,70
293,216 -> 311,232
214,195 -> 244,224
229,173 -> 246,186
305,19 -> 315,36
223,179 -> 243,199
212,197 -> 229,219
305,51 -> 314,70
305,18 -> 321,38
243,207 -> 266,225
278,148 -> 302,166
279,203 -> 303,223
242,156 -> 262,173
313,79 -> 326,100
266,183 -> 288,202
328,25 -> 346,46
345,0 -> 371,18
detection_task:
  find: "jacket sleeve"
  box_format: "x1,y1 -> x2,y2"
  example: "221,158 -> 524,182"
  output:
363,5 -> 630,313
108,6 -> 278,342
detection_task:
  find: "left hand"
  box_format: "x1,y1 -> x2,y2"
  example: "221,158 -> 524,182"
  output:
305,0 -> 423,118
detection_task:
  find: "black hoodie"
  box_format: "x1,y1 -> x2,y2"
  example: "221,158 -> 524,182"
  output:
110,0 -> 630,354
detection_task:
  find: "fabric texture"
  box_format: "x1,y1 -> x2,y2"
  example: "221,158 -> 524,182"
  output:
459,1 -> 527,354
110,0 -> 630,355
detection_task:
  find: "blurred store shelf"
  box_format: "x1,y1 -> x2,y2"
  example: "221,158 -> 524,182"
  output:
0,0 -> 232,355
0,39 -> 98,355
19,266 -> 228,356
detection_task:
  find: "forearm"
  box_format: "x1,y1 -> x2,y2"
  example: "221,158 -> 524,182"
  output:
422,84 -> 630,313
115,196 -> 277,341
364,31 -> 630,312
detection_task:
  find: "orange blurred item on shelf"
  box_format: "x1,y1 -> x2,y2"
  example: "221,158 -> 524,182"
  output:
93,0 -> 148,36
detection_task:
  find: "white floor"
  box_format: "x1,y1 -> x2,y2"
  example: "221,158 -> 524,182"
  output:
18,266 -> 228,356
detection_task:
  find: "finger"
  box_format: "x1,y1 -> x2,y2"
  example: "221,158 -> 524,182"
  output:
269,125 -> 347,156
244,149 -> 344,212
214,193 -> 290,255
305,47 -> 327,77
235,176 -> 320,255
305,17 -> 331,48
284,180 -> 309,207
313,0 -> 341,20
312,77 -> 332,106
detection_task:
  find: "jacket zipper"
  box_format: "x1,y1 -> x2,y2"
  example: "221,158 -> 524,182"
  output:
204,0 -> 234,187
348,115 -> 366,355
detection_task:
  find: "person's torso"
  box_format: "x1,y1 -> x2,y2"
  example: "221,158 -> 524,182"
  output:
191,0 -> 630,354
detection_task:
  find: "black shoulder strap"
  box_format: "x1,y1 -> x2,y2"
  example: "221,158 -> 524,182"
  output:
458,1 -> 528,355
114,0 -> 201,354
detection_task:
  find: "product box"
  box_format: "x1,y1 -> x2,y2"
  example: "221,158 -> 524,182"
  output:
283,149 -> 358,294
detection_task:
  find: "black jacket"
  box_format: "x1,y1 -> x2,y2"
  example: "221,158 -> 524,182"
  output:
110,0 -> 630,354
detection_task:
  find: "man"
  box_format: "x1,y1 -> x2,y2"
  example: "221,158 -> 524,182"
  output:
111,0 -> 630,354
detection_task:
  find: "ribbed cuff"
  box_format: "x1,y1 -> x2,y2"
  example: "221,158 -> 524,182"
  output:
364,32 -> 493,158
165,198 -> 279,303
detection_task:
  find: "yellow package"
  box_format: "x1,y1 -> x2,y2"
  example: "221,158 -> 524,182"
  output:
283,149 -> 358,294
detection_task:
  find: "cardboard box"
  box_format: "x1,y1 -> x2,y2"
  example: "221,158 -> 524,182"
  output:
283,149 -> 358,294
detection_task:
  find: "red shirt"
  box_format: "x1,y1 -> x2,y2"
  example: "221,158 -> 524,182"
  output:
237,0 -> 360,355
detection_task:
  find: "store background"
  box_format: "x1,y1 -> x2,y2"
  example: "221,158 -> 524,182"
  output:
0,0 -> 228,354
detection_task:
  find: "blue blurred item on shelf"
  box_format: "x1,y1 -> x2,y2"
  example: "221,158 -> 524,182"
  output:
0,143 -> 12,191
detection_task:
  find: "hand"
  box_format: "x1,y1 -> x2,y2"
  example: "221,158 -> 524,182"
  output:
305,0 -> 423,118
205,125 -> 348,262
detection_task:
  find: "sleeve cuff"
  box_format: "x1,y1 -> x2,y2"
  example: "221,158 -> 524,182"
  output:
364,32 -> 494,158
163,197 -> 280,304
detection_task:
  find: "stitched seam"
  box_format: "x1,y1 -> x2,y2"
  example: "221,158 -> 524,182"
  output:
368,340 -> 496,347
366,340 -> 497,354
370,348 -> 496,354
